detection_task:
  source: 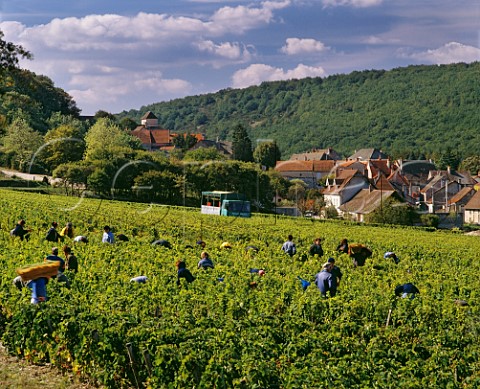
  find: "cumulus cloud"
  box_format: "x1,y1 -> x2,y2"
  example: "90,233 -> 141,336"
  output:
281,38 -> 329,55
406,42 -> 480,64
69,69 -> 192,112
322,0 -> 382,7
195,40 -> 252,61
232,63 -> 326,88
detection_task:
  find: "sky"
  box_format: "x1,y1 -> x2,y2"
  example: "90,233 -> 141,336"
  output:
1,0 -> 479,116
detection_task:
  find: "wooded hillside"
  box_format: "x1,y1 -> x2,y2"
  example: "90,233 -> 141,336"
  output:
117,62 -> 480,160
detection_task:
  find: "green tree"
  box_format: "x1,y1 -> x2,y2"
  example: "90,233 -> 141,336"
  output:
365,198 -> 418,226
0,29 -> 32,69
94,110 -> 117,122
42,124 -> 86,172
1,118 -> 43,172
232,124 -> 253,162
172,133 -> 198,151
119,117 -> 138,131
183,147 -> 226,162
84,118 -> 140,161
459,155 -> 480,175
253,141 -> 281,169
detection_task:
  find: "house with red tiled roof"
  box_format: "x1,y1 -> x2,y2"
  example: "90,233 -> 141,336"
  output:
323,169 -> 371,210
274,160 -> 336,188
464,190 -> 480,224
339,187 -> 397,222
290,148 -> 342,161
130,111 -> 171,150
446,187 -> 476,213
348,148 -> 389,161
420,168 -> 475,213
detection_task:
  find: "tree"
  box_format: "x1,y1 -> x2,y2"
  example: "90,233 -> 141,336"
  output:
42,124 -> 86,172
94,110 -> 117,122
119,117 -> 138,131
183,147 -> 226,162
459,155 -> 480,175
1,118 -> 43,172
232,124 -> 253,162
172,133 -> 198,151
84,118 -> 140,161
253,141 -> 281,169
365,198 -> 418,226
0,29 -> 32,69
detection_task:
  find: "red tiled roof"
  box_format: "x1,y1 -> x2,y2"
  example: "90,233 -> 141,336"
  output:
131,126 -> 170,145
448,187 -> 475,205
275,160 -> 335,173
464,190 -> 480,210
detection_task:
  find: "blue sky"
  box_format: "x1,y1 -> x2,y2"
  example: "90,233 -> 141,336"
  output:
1,0 -> 479,115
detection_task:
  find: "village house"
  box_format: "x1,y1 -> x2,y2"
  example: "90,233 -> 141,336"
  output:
323,169 -> 371,211
339,187 -> 397,222
130,111 -> 171,150
274,160 -> 336,189
464,190 -> 480,224
289,148 -> 342,161
420,168 -> 475,213
188,139 -> 233,157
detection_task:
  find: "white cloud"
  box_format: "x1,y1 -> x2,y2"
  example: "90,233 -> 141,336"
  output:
281,38 -> 329,55
232,63 -> 326,88
322,0 -> 382,7
406,42 -> 480,64
195,40 -> 252,61
68,69 -> 192,113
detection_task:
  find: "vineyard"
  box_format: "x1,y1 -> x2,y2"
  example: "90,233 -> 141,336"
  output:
1,189 -> 480,388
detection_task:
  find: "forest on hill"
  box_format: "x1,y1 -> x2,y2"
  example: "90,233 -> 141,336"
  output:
117,62 -> 480,160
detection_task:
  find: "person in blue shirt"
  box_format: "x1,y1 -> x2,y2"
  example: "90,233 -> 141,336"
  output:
198,251 -> 214,269
45,221 -> 60,242
102,225 -> 114,244
46,247 -> 70,287
176,260 -> 195,287
327,257 -> 343,286
281,235 -> 296,257
10,219 -> 32,241
315,262 -> 337,298
28,277 -> 48,304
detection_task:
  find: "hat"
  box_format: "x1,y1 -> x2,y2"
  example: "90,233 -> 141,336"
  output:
220,242 -> 232,249
327,257 -> 335,263
52,247 -> 59,254
322,262 -> 331,269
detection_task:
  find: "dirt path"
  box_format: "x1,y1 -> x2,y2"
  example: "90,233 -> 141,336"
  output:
0,342 -> 101,388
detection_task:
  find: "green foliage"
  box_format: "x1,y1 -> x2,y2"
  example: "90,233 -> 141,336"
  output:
0,29 -> 32,69
365,199 -> 418,226
42,124 -> 86,172
1,190 -> 480,388
231,124 -> 253,162
172,133 -> 198,151
183,147 -> 226,162
459,155 -> 480,175
420,214 -> 440,229
1,118 -> 43,172
84,118 -> 140,161
118,62 -> 480,160
253,141 -> 281,169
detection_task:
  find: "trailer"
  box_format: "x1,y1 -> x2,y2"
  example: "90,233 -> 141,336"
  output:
201,191 -> 251,217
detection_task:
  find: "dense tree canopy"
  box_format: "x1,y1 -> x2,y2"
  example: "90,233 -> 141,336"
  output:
0,29 -> 32,69
232,124 -> 253,162
118,62 -> 480,160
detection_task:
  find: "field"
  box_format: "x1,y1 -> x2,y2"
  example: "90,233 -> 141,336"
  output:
1,189 -> 480,388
